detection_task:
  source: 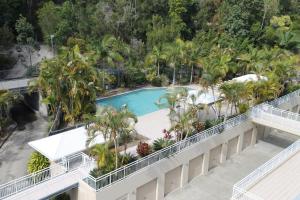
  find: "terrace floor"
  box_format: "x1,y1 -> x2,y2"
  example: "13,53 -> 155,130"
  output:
164,140 -> 283,200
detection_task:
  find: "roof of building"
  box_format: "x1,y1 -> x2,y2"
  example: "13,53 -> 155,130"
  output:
231,74 -> 268,83
28,126 -> 105,161
187,90 -> 221,105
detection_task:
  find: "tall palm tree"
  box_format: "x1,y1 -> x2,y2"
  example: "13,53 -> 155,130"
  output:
163,39 -> 186,85
86,106 -> 137,169
185,41 -> 201,84
145,45 -> 166,76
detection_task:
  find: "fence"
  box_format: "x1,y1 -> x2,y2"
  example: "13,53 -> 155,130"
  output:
83,113 -> 249,191
268,89 -> 300,107
0,152 -> 93,200
231,140 -> 300,200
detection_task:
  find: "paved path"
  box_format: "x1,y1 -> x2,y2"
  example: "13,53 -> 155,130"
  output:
0,114 -> 48,184
164,141 -> 283,200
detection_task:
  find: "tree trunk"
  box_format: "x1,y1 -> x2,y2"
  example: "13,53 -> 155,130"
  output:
114,138 -> 118,169
190,65 -> 194,84
157,62 -> 160,76
172,67 -> 176,85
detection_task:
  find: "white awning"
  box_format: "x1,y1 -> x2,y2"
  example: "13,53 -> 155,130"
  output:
187,90 -> 221,105
28,126 -> 105,161
231,74 -> 268,83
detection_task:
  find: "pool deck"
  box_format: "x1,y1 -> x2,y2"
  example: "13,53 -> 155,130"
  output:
135,109 -> 171,142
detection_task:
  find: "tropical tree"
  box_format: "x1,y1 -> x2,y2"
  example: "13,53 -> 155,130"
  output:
89,144 -> 114,171
27,152 -> 50,173
15,15 -> 35,67
93,35 -> 130,87
145,45 -> 166,76
220,82 -> 248,120
200,46 -> 231,117
86,106 -> 137,169
184,41 -> 201,84
163,39 -> 186,85
36,45 -> 101,127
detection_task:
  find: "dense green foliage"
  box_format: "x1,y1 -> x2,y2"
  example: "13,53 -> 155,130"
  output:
27,151 -> 50,173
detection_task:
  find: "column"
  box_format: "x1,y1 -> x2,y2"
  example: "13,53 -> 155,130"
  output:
220,142 -> 228,164
181,162 -> 189,187
156,176 -> 165,200
237,133 -> 244,153
202,151 -> 209,175
251,127 -> 258,146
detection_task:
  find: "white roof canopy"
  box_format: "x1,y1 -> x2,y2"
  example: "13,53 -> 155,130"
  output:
28,126 -> 105,161
187,90 -> 221,105
231,74 -> 268,83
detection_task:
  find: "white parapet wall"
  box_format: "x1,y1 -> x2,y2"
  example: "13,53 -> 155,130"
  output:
77,120 -> 258,200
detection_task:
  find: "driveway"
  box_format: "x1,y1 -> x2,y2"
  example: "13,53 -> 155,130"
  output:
0,114 -> 48,184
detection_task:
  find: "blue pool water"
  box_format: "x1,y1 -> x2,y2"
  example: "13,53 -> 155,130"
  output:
96,88 -> 168,116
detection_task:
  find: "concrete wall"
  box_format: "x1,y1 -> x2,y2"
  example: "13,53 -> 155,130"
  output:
79,120 -> 258,200
136,179 -> 157,200
188,154 -> 203,182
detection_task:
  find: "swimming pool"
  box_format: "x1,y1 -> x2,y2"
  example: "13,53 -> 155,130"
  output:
96,88 -> 168,116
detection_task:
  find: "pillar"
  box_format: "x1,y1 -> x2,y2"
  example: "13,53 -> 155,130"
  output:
202,151 -> 209,175
180,162 -> 189,187
251,127 -> 258,146
237,133 -> 244,153
220,142 -> 228,164
156,176 -> 165,200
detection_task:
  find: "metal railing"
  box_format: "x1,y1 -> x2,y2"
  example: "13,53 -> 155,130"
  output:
252,103 -> 300,122
0,152 -> 94,200
231,140 -> 300,200
83,113 -> 249,191
268,89 -> 300,107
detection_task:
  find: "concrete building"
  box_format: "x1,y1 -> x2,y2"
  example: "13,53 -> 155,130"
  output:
1,89 -> 300,200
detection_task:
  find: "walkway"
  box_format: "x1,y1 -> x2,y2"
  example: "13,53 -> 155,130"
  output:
0,78 -> 35,91
0,114 -> 48,184
165,141 -> 283,200
248,149 -> 300,200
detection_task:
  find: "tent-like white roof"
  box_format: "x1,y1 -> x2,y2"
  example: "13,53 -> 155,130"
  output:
187,90 -> 221,105
231,74 -> 268,83
28,126 -> 105,161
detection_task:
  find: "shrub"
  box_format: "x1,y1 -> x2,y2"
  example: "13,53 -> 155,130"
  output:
151,75 -> 170,87
238,103 -> 249,114
136,141 -> 151,157
205,118 -> 223,129
192,121 -> 205,132
153,138 -> 175,151
27,151 -> 50,173
121,153 -> 137,165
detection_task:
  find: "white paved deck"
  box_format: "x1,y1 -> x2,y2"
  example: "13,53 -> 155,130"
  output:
135,109 -> 171,142
248,151 -> 300,200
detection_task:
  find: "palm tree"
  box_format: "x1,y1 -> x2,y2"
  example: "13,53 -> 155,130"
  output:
163,39 -> 186,85
185,41 -> 201,84
36,45 -> 101,126
90,144 -> 113,170
200,46 -> 231,117
145,46 -> 166,76
86,106 -> 137,169
220,82 -> 247,120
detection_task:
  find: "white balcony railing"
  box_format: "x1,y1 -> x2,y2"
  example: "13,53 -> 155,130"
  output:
0,152 -> 94,200
84,113 -> 249,191
231,140 -> 300,200
268,89 -> 300,107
